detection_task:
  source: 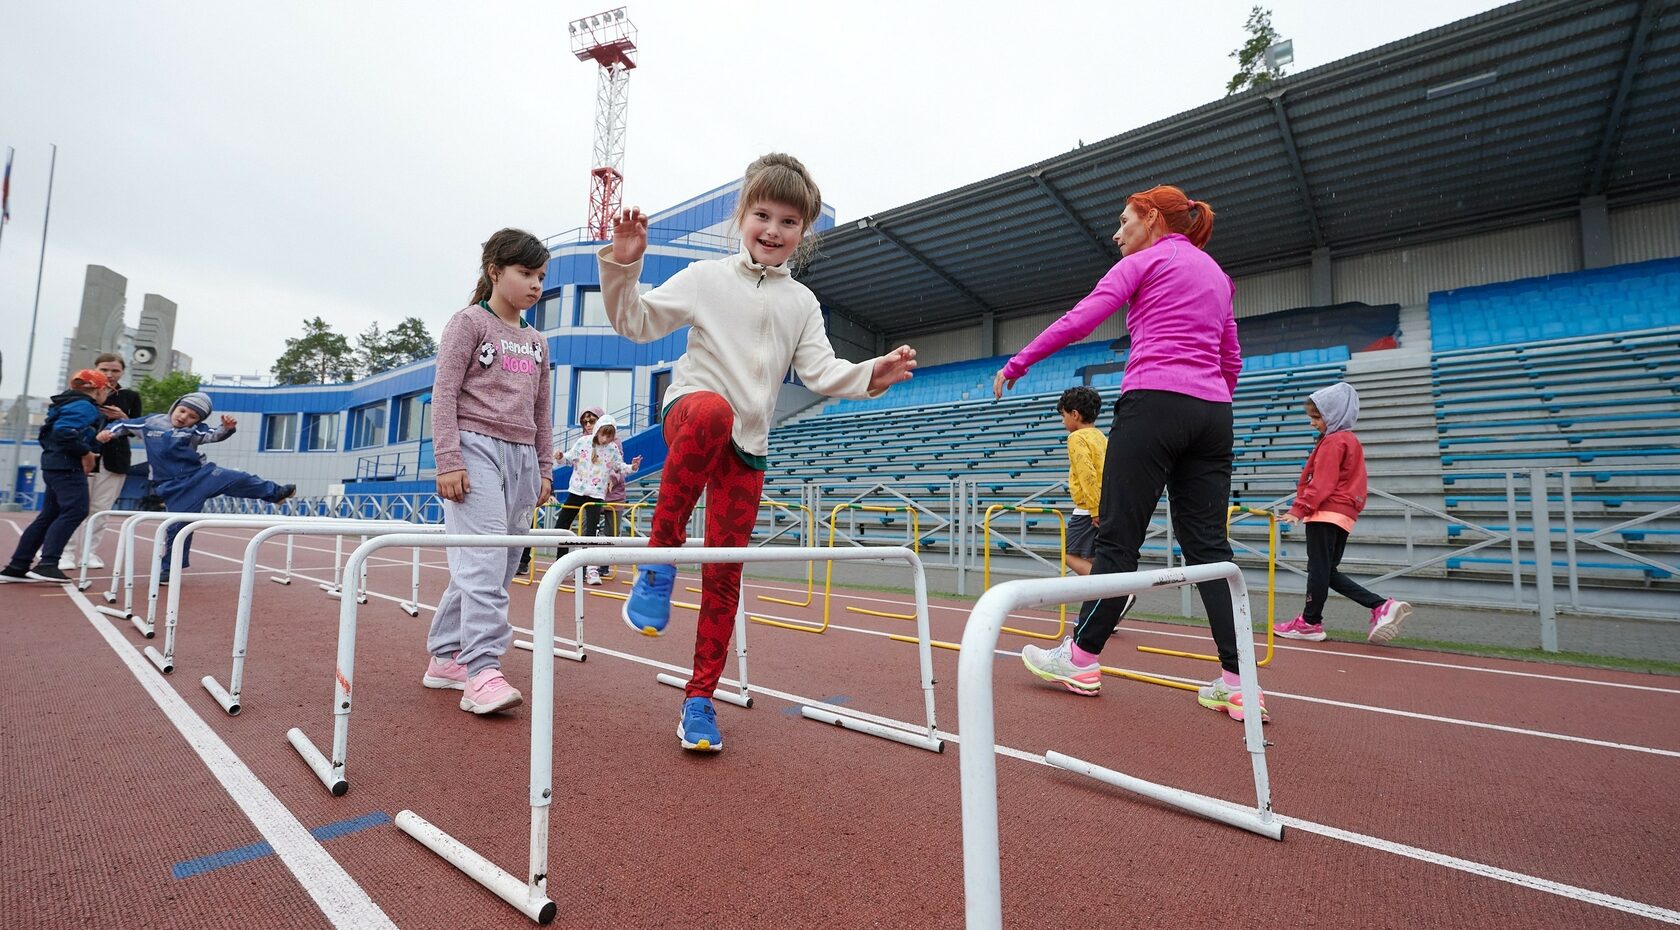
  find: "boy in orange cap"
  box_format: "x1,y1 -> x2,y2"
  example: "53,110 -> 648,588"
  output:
1,370 -> 111,582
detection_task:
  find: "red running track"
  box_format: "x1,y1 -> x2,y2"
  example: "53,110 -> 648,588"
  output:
1,522 -> 1676,929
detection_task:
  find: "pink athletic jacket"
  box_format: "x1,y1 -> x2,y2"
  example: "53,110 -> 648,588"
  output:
1001,233 -> 1241,403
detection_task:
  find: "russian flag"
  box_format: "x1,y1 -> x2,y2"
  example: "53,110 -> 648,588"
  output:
2,147 -> 11,224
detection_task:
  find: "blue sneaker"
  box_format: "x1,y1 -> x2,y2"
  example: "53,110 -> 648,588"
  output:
677,696 -> 722,752
623,564 -> 676,636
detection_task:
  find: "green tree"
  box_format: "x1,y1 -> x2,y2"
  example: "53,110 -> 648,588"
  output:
1226,6 -> 1286,96
356,323 -> 402,377
133,370 -> 204,415
383,316 -> 437,367
273,317 -> 355,385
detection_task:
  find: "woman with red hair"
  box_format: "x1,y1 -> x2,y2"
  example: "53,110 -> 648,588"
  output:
993,185 -> 1262,722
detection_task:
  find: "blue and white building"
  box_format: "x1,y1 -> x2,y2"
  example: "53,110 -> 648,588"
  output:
199,179 -> 840,498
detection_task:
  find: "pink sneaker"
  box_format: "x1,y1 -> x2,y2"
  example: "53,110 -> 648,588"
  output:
460,668 -> 522,714
1274,615 -> 1327,642
1368,599 -> 1412,643
422,654 -> 468,690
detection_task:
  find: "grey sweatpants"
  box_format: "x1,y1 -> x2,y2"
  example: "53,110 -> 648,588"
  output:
427,431 -> 540,675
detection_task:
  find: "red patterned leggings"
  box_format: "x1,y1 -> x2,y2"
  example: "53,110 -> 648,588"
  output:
650,392 -> 764,697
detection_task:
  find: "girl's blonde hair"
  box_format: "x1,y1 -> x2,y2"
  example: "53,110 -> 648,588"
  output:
471,228 -> 550,305
733,153 -> 823,269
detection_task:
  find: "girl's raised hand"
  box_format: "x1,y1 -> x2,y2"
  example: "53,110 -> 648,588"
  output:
991,369 -> 1018,400
869,345 -> 917,393
611,206 -> 649,264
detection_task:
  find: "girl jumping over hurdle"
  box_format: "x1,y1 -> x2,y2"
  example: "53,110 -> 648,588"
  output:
601,152 -> 918,752
424,228 -> 555,715
995,185 -> 1266,722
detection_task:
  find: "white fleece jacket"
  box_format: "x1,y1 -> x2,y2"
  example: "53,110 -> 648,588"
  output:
597,245 -> 880,457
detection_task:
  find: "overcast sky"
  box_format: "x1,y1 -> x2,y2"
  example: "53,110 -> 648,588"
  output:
1,0 -> 1510,396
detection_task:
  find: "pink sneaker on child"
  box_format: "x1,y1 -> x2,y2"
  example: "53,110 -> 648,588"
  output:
1368,599 -> 1412,643
1274,615 -> 1327,642
460,668 -> 522,714
421,655 -> 468,690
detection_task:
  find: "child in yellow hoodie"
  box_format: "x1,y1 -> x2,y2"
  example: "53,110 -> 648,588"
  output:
1058,386 -> 1107,576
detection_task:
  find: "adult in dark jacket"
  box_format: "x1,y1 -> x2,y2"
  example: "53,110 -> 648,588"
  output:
0,370 -> 111,583
61,352 -> 142,569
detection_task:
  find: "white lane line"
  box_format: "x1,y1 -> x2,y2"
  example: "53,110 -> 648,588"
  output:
515,623 -> 1680,926
63,586 -> 398,930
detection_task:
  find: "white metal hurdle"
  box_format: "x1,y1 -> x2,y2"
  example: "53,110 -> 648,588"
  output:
202,525 -> 585,716
95,513 -> 356,627
142,518 -> 437,675
71,509 -> 149,588
956,562 -> 1282,930
284,534 -> 674,801
127,514 -> 410,646
389,543 -> 940,924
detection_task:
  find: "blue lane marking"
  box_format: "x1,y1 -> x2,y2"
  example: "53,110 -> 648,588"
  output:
171,811 -> 392,880
783,695 -> 850,716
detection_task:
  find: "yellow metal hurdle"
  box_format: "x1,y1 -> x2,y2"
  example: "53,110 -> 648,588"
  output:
980,504 -> 1069,639
1132,504 -> 1278,667
513,501 -> 586,587
832,503 -> 921,622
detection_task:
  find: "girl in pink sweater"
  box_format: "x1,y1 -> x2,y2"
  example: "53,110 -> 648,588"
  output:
423,228 -> 555,715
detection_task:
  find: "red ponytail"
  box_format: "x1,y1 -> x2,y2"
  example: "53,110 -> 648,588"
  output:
1126,185 -> 1215,249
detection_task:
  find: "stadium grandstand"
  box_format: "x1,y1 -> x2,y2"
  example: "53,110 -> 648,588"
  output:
179,0 -> 1678,632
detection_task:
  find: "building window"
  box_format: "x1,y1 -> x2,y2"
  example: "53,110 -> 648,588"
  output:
530,293 -> 563,330
574,368 -> 632,425
650,369 -> 672,424
575,287 -> 609,327
261,413 -> 298,451
346,402 -> 387,451
394,391 -> 431,443
303,413 -> 339,452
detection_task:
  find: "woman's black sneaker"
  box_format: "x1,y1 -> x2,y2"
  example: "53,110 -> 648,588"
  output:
25,564 -> 70,582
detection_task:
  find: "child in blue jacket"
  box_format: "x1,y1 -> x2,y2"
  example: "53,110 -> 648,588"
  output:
2,370 -> 112,582
97,392 -> 295,581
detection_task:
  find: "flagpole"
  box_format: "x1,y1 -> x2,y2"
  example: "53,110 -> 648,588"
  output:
5,143 -> 55,508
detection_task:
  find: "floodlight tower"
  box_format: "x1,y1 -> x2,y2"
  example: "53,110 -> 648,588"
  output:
570,8 -> 638,241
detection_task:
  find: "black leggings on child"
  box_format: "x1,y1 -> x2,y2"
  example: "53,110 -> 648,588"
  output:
1302,521 -> 1385,622
520,493 -> 606,571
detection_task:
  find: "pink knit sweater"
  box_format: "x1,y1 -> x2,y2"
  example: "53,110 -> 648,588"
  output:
431,304 -> 554,474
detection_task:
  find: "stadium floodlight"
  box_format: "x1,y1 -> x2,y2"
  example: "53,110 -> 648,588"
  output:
1426,70 -> 1499,99
568,23 -> 576,34
1264,39 -> 1293,74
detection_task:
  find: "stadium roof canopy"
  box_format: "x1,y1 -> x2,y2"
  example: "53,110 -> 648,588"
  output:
798,0 -> 1680,338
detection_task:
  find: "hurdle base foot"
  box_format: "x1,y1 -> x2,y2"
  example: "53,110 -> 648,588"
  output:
269,576 -> 291,586
513,639 -> 586,663
144,646 -> 174,674
1044,749 -> 1283,840
202,676 -> 240,715
398,601 -> 421,617
395,810 -> 555,923
286,727 -> 348,796
800,706 -> 943,752
129,615 -> 154,638
655,673 -> 751,708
